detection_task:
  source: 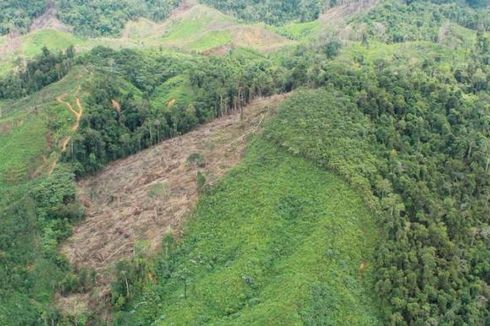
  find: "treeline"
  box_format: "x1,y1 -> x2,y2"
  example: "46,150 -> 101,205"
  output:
0,0 -> 46,35
265,33 -> 489,324
199,0 -> 324,25
357,0 -> 489,43
421,0 -> 489,8
0,46 -> 75,99
0,170 -> 85,325
55,0 -> 181,36
62,47 -> 293,176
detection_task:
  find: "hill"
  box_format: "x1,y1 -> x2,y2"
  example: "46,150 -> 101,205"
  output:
0,0 -> 488,324
0,3 -> 291,77
120,136 -> 382,325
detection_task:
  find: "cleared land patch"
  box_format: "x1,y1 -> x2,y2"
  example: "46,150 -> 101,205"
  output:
58,94 -> 288,312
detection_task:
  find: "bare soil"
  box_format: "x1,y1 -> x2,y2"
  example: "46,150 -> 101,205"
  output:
47,89 -> 83,175
29,0 -> 71,33
57,94 -> 288,316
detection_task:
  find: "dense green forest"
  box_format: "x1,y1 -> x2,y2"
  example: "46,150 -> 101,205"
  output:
55,0 -> 181,36
0,47 -> 75,99
356,0 -> 490,43
0,0 -> 489,324
61,47 -> 288,176
265,62 -> 489,322
0,0 -> 46,35
199,0 -> 324,25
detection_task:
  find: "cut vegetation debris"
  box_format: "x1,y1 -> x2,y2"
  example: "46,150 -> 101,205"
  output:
59,94 -> 287,313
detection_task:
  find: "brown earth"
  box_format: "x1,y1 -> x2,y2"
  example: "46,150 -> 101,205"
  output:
320,0 -> 378,40
0,0 -> 70,61
57,94 -> 288,316
29,0 -> 71,33
321,0 -> 378,26
47,89 -> 83,175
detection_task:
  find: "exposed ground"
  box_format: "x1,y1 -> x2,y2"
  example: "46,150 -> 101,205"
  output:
320,0 -> 379,40
0,1 -> 291,76
29,0 -> 71,33
58,94 -> 288,315
321,0 -> 378,26
120,3 -> 291,52
0,0 -> 70,64
48,89 -> 83,175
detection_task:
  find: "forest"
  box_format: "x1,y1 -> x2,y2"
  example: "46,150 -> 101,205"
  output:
0,47 -> 75,99
0,0 -> 488,324
0,0 -> 46,35
61,47 -> 289,176
54,0 -> 181,36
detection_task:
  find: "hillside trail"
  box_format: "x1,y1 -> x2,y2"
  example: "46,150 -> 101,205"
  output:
57,93 -> 289,319
48,87 -> 83,175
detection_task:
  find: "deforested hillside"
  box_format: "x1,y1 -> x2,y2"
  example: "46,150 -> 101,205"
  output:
0,2 -> 291,77
0,0 -> 488,325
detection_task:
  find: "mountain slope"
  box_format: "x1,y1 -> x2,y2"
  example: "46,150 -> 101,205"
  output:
0,3 -> 291,77
117,136 -> 382,325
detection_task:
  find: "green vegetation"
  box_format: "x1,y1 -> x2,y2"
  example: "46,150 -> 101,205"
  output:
199,0 -> 323,25
0,0 -> 46,35
272,20 -> 321,40
62,47 -> 289,176
21,30 -> 81,57
264,40 -> 489,321
0,66 -> 93,325
114,139 -> 382,325
354,0 -> 489,43
0,0 -> 489,324
0,46 -> 75,99
55,0 -> 181,37
0,4 -> 291,79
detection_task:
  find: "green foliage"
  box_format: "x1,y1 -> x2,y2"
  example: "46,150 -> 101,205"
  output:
355,0 -> 490,43
200,0 -> 324,25
0,67 -> 89,324
63,47 -> 289,176
55,0 -> 181,36
0,0 -> 46,35
0,0 -> 488,324
187,152 -> 206,167
116,139 -> 382,324
196,171 -> 207,193
0,169 -> 84,324
0,46 -> 75,99
265,43 -> 489,322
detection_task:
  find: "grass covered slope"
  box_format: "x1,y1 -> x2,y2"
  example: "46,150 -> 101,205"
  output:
0,4 -> 291,77
0,68 -> 91,324
120,137 -> 382,324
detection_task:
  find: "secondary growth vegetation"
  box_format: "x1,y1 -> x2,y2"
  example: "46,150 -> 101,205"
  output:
0,0 -> 488,324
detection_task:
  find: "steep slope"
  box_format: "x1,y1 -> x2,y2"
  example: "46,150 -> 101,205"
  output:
119,97 -> 382,324
57,94 -> 287,317
0,67 -> 91,325
0,67 -> 90,184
